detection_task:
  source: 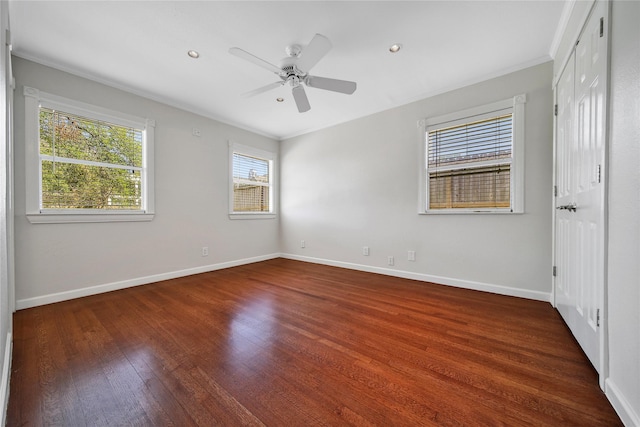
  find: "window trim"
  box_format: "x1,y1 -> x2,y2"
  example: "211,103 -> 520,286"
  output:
24,86 -> 155,224
418,94 -> 526,214
228,140 -> 276,220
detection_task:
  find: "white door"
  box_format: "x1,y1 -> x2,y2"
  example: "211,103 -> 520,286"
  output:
554,1 -> 608,386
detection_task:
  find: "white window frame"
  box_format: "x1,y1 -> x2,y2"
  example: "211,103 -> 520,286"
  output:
418,94 -> 526,214
24,86 -> 155,223
228,141 -> 276,220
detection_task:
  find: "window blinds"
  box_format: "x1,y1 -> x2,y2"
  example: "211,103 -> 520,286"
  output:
232,153 -> 271,212
427,113 -> 513,210
39,107 -> 144,210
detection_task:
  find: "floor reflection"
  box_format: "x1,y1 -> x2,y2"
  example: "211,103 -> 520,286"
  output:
227,292 -> 276,368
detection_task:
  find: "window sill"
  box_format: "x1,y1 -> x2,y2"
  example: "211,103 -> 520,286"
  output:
420,209 -> 522,215
27,212 -> 155,224
228,213 -> 276,220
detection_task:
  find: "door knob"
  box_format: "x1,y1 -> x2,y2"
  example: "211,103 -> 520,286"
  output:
556,203 -> 577,212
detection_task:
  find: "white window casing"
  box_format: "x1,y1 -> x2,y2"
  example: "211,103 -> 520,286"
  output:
418,94 -> 526,214
228,140 -> 276,220
24,86 -> 155,223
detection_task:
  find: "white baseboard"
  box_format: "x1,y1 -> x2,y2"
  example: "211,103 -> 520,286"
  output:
281,253 -> 552,303
16,252 -> 552,309
0,332 -> 12,427
606,378 -> 640,427
15,253 -> 280,310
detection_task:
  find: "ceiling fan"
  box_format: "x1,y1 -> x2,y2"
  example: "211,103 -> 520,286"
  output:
229,34 -> 357,113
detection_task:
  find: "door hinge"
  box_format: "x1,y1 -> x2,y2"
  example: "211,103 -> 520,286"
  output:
554,104 -> 558,116
554,185 -> 558,197
597,164 -> 602,183
600,18 -> 604,37
552,266 -> 557,277
596,308 -> 601,327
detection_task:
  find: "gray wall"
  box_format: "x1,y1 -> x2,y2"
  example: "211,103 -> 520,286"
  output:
607,1 -> 640,424
13,57 -> 280,307
280,62 -> 554,300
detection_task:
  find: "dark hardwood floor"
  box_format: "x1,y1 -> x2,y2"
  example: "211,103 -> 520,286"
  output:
7,258 -> 621,426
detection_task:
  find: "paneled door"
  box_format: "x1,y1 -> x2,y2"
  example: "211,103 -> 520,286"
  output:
554,1 -> 608,387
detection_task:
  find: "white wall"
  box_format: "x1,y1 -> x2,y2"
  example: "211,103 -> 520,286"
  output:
606,1 -> 640,425
12,57 -> 280,308
280,62 -> 554,301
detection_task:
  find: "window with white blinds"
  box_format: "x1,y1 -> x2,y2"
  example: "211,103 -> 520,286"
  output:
229,142 -> 276,218
24,86 -> 155,223
39,107 -> 145,210
421,95 -> 526,213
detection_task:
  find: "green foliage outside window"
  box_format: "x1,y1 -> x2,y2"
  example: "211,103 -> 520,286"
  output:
39,108 -> 144,210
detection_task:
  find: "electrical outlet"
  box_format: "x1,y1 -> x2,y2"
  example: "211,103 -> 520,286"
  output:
201,246 -> 209,257
363,246 -> 369,256
301,240 -> 306,248
388,256 -> 394,266
408,250 -> 416,261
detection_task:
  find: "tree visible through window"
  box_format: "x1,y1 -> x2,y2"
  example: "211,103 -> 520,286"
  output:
39,108 -> 144,210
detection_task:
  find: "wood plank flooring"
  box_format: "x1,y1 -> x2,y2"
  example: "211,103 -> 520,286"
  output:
7,258 -> 622,426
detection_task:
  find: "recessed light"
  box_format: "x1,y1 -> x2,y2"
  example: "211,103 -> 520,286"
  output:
187,50 -> 200,59
276,97 -> 284,103
389,44 -> 402,53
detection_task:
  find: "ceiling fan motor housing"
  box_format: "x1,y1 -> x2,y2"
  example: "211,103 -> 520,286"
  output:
279,62 -> 306,86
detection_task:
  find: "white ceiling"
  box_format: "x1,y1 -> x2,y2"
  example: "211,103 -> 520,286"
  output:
8,1 -> 567,140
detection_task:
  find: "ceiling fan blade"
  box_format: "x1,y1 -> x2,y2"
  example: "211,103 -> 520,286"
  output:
296,33 -> 332,73
242,81 -> 284,97
229,47 -> 281,74
292,85 -> 311,113
305,76 -> 357,95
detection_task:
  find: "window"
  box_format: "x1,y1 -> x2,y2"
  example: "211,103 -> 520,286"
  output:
229,141 -> 276,219
24,86 -> 155,223
419,94 -> 526,214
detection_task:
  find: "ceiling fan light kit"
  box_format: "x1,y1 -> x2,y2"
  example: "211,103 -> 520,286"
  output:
229,33 -> 357,113
285,44 -> 302,58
